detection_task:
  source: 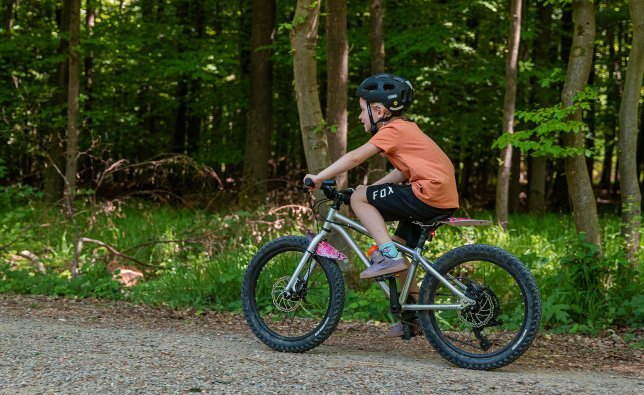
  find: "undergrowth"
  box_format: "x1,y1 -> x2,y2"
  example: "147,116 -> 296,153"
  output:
0,189 -> 641,336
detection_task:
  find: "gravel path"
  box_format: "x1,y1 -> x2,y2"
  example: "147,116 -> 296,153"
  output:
0,296 -> 642,394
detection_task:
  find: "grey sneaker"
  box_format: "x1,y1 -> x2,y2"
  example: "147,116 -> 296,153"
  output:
360,251 -> 407,279
387,321 -> 423,337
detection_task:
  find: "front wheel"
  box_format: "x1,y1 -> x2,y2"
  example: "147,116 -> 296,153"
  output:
418,244 -> 541,370
241,236 -> 345,352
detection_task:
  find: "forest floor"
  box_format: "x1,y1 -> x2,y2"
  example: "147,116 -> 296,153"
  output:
0,294 -> 642,394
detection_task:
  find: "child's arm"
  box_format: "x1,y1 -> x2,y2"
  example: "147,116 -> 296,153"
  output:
304,143 -> 381,189
372,169 -> 407,185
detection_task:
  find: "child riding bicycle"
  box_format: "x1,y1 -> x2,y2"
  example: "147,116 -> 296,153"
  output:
304,73 -> 459,335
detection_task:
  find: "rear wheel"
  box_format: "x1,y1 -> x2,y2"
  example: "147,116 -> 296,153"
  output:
418,244 -> 541,370
241,236 -> 345,352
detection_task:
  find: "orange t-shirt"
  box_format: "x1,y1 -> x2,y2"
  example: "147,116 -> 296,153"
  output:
368,119 -> 459,209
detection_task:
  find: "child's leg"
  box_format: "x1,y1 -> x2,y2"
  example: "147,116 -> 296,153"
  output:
350,186 -> 392,246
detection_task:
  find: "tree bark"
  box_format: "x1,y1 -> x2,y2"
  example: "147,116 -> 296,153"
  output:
366,0 -> 387,182
561,0 -> 601,250
495,0 -> 522,229
239,0 -> 275,206
325,0 -> 348,189
290,0 -> 330,175
618,0 -> 643,268
369,0 -> 385,75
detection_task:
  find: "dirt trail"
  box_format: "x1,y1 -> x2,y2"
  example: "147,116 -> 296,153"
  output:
0,295 -> 641,394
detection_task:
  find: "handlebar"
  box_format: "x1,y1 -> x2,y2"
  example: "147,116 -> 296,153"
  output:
304,178 -> 336,188
303,178 -> 353,206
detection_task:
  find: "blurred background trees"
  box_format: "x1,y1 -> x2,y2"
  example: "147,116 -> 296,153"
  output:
0,0 -> 641,263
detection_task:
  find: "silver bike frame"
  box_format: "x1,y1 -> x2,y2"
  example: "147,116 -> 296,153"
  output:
285,206 -> 474,311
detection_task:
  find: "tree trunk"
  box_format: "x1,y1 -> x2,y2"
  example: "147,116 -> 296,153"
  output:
65,0 -> 81,278
65,0 -> 81,199
290,0 -> 330,174
43,0 -> 71,204
84,0 -> 96,127
2,0 -> 14,32
325,0 -> 348,189
618,0 -> 643,268
186,0 -> 205,156
601,28 -> 618,192
366,0 -> 387,182
369,0 -> 385,75
495,0 -> 522,229
561,0 -> 601,250
139,0 -> 158,156
173,78 -> 189,153
239,0 -> 275,207
528,2 -> 554,216
528,156 -> 547,215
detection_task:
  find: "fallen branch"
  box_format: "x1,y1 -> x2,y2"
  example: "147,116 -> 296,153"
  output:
80,237 -> 153,268
17,250 -> 47,274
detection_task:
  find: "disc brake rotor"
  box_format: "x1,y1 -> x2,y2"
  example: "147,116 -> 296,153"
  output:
272,276 -> 302,312
459,287 -> 500,328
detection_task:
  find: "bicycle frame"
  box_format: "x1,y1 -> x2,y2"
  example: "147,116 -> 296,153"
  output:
285,206 -> 475,311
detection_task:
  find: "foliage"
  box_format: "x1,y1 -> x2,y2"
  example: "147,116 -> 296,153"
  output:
493,87 -> 599,157
0,199 -> 641,334
0,263 -> 123,300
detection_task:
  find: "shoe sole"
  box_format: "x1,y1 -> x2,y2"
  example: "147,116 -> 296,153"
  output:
360,263 -> 408,279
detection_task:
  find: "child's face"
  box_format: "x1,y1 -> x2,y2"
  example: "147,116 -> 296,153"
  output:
358,98 -> 378,133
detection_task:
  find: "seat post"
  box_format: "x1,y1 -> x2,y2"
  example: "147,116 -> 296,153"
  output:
416,227 -> 431,247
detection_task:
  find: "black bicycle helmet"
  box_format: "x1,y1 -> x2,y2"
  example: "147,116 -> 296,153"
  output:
356,73 -> 414,114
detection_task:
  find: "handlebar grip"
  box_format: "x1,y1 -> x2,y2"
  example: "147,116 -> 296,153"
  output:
304,178 -> 315,187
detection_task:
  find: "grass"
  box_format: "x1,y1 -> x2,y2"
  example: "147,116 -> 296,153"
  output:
0,194 -> 641,333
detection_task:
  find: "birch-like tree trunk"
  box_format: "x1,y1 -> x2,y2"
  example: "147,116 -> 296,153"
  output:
561,0 -> 601,249
495,0 -> 522,229
618,0 -> 643,267
290,0 -> 330,174
239,0 -> 275,206
326,0 -> 348,189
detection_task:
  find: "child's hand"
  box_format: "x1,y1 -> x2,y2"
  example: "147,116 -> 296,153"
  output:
303,174 -> 320,190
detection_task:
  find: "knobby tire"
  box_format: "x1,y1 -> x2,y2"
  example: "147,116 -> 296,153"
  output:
241,236 -> 345,353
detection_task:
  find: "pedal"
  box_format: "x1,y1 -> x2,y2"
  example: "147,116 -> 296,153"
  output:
374,273 -> 398,282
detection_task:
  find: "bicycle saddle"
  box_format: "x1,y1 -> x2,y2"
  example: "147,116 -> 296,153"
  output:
414,217 -> 493,228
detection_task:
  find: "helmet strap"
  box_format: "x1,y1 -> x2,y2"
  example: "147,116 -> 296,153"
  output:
368,104 -> 395,135
367,104 -> 379,134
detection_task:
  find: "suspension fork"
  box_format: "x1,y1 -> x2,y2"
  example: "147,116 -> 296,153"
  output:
283,207 -> 338,294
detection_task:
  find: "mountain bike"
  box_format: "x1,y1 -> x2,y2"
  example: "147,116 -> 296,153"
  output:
241,180 -> 542,370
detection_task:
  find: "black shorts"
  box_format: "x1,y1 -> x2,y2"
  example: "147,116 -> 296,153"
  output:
365,183 -> 456,248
